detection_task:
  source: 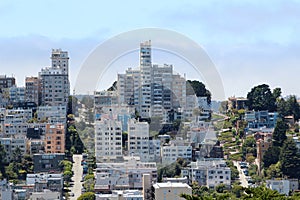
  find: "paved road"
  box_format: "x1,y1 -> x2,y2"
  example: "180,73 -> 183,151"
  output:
233,161 -> 248,188
70,154 -> 83,200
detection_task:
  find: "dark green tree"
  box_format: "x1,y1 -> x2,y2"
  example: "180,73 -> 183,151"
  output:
0,144 -> 6,177
246,84 -> 276,111
186,80 -> 211,104
280,138 -> 300,178
272,119 -> 288,147
262,146 -> 280,168
285,95 -> 300,120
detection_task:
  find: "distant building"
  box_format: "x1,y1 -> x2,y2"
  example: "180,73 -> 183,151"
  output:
117,41 -> 186,118
40,49 -> 69,107
9,86 -> 25,103
25,76 -> 41,106
33,153 -> 65,173
0,75 -> 15,89
245,110 -> 278,130
227,97 -> 248,110
37,105 -> 66,124
153,182 -> 192,200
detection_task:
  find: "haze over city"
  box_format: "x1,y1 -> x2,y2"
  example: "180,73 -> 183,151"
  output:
1,0 -> 300,100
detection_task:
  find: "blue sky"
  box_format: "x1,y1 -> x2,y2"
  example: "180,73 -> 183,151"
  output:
1,0 -> 300,100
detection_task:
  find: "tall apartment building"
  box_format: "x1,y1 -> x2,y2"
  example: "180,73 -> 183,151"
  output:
40,49 -> 70,107
117,41 -> 186,118
25,76 -> 41,105
95,118 -> 122,162
45,124 -> 65,153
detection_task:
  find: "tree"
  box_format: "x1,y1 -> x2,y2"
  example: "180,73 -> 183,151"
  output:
280,138 -> 300,178
78,192 -> 95,200
272,119 -> 288,147
262,146 -> 280,168
186,80 -> 211,104
246,84 -> 276,111
0,144 -> 6,178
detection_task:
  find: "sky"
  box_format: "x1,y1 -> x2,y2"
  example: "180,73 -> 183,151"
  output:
0,0 -> 300,100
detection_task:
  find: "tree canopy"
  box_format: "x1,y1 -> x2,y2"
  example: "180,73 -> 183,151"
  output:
186,80 -> 211,104
246,84 -> 277,111
272,119 -> 288,147
280,138 -> 300,179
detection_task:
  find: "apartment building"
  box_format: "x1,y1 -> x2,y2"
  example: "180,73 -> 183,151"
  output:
182,159 -> 231,188
37,105 -> 66,124
117,41 -> 187,118
44,124 -> 65,153
25,76 -> 41,106
95,118 -> 122,162
128,119 -> 160,161
95,157 -> 157,192
0,135 -> 27,161
9,86 -> 25,103
40,49 -> 70,107
161,138 -> 192,165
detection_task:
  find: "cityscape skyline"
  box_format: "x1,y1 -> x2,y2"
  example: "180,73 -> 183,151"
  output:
1,0 -> 300,100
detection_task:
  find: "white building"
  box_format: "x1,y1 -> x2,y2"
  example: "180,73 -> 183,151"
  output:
95,158 -> 157,192
266,179 -> 299,195
153,182 -> 192,200
161,138 -> 192,165
128,120 -> 160,161
40,49 -> 70,107
181,159 -> 231,188
95,118 -> 122,162
117,41 -> 187,118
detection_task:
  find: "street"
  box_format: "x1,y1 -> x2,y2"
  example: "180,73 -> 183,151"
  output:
70,154 -> 83,200
233,161 -> 248,188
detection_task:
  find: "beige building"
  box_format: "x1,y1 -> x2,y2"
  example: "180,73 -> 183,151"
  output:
25,76 -> 41,105
45,124 -> 65,153
153,182 -> 192,200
